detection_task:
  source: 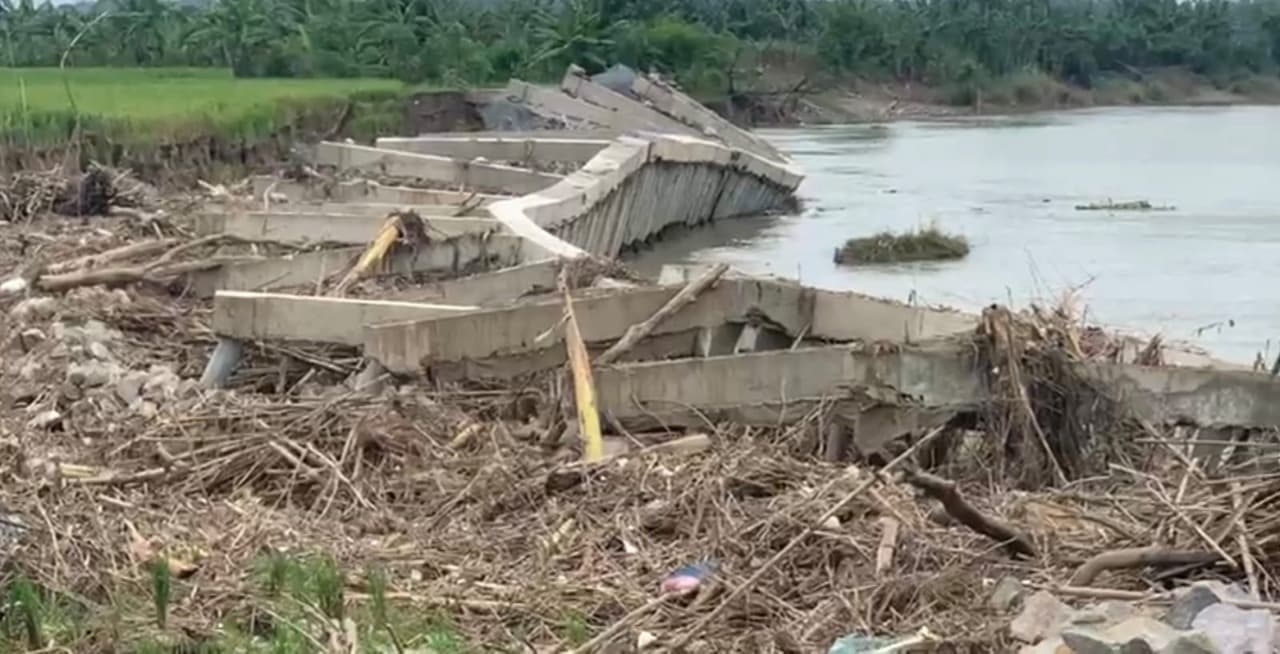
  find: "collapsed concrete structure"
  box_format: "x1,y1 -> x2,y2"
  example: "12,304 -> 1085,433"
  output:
195,65 -> 1280,461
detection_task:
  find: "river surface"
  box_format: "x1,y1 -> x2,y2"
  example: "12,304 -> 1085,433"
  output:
629,106 -> 1280,364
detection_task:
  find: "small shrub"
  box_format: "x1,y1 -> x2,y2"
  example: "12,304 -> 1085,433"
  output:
834,226 -> 970,265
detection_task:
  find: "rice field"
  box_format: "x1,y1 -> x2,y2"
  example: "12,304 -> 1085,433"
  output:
0,67 -> 406,146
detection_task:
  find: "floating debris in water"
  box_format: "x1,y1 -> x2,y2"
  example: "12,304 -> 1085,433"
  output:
834,225 -> 970,265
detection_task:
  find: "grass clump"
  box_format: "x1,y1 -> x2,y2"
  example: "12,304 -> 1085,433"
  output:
834,225 -> 970,265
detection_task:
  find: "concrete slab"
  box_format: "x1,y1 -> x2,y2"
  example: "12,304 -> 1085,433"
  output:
560,70 -> 695,135
249,176 -> 506,205
503,81 -> 618,127
1081,362 -> 1280,429
362,278 -> 815,375
313,142 -> 562,194
594,343 -> 985,425
376,136 -> 610,164
212,291 -> 477,345
631,76 -> 785,162
188,234 -> 525,297
194,211 -> 500,245
384,259 -> 560,308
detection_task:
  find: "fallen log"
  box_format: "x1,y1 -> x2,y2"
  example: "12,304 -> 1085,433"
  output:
1068,547 -> 1220,586
904,469 -> 1037,559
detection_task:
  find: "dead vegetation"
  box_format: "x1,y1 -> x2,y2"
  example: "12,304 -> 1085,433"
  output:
2,170 -> 1280,653
833,225 -> 970,265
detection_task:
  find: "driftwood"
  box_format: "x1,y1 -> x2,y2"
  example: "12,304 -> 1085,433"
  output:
36,257 -> 256,292
46,238 -> 178,274
594,262 -> 729,365
904,469 -> 1037,559
1068,547 -> 1220,586
875,516 -> 900,578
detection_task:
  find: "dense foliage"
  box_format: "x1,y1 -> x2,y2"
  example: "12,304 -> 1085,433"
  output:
3,0 -> 1280,91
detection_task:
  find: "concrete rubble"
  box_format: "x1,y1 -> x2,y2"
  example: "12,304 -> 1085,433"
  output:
1008,582 -> 1280,654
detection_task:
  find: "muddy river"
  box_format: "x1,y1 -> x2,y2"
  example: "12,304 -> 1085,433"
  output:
629,106 -> 1280,364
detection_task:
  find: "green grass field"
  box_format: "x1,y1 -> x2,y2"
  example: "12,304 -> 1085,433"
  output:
0,67 -> 406,147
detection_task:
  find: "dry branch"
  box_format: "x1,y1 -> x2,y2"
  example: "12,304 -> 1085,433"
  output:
904,469 -> 1037,559
46,238 -> 178,274
595,262 -> 729,365
1068,547 -> 1221,586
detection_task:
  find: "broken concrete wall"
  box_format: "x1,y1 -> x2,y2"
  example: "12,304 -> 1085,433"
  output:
487,133 -> 802,260
375,136 -> 610,164
312,142 -> 563,195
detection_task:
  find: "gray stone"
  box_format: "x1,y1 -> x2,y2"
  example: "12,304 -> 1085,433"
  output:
1071,601 -> 1139,627
1158,633 -> 1218,654
10,296 -> 58,321
67,360 -> 121,387
144,365 -> 181,400
26,409 -> 62,430
1165,585 -> 1220,630
1061,617 -> 1184,654
989,576 -> 1026,612
1019,638 -> 1069,654
87,341 -> 113,361
114,372 -> 147,405
1011,591 -> 1073,643
1192,603 -> 1275,654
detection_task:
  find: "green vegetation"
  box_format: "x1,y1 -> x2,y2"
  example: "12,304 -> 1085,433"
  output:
1,553 -> 473,653
3,0 -> 1280,150
834,225 -> 971,265
5,0 -> 1280,96
0,67 -> 404,147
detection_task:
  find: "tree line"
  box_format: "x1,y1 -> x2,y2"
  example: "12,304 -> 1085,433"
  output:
3,0 -> 1280,92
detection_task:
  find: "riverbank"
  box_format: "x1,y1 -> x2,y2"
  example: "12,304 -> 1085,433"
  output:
732,67 -> 1280,125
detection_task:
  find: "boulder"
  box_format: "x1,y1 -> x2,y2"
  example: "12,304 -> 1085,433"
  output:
1012,591 -> 1074,643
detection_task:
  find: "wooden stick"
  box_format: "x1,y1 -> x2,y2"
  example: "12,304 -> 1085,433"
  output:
1068,547 -> 1220,586
668,426 -> 947,650
46,238 -> 177,274
594,263 -> 728,365
35,257 -> 255,291
875,517 -> 900,578
1230,481 -> 1261,600
559,267 -> 604,462
904,469 -> 1037,559
565,594 -> 673,654
1032,584 -> 1280,613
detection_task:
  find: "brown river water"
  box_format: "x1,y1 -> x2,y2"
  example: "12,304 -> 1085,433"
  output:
629,106 -> 1280,364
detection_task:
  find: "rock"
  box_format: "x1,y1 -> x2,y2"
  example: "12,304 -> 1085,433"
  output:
1165,585 -> 1220,630
0,276 -> 28,296
1011,591 -> 1074,643
115,372 -> 147,405
1019,638 -> 1071,654
1192,603 -> 1275,654
67,360 -> 121,387
143,365 -> 181,400
1061,617 -> 1185,654
10,296 -> 58,321
87,341 -> 113,361
26,409 -> 63,430
1071,601 -> 1139,627
1159,633 -> 1218,654
989,576 -> 1026,612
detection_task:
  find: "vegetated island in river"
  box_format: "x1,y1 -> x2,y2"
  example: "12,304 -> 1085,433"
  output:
834,226 -> 971,265
1075,199 -> 1177,211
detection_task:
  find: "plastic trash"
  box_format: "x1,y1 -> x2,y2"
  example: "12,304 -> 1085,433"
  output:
659,558 -> 718,595
828,627 -> 939,654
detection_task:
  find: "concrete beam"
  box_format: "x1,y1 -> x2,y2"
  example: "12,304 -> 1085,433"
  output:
385,259 -> 560,308
594,343 -> 985,426
212,291 -> 477,346
406,129 -> 622,140
249,176 -> 506,205
194,211 -> 501,245
503,81 -> 618,127
631,76 -> 785,162
362,278 -> 814,376
312,142 -> 562,195
376,136 -> 609,164
1081,362 -> 1280,429
188,234 -> 525,297
559,71 -> 695,135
